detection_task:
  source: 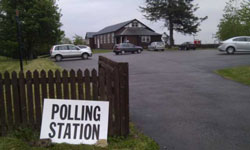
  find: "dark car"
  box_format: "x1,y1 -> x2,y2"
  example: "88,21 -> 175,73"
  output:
113,43 -> 143,55
179,42 -> 196,50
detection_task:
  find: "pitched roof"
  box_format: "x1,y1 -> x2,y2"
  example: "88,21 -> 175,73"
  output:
85,32 -> 97,39
119,27 -> 161,36
95,19 -> 134,35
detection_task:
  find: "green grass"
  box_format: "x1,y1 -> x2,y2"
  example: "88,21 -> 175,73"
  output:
216,66 -> 250,86
93,49 -> 112,54
0,56 -> 62,74
0,123 -> 159,150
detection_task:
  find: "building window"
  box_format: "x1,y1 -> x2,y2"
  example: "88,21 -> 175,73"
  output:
101,35 -> 103,44
94,37 -> 97,44
132,21 -> 138,27
112,33 -> 114,43
107,34 -> 110,43
104,34 -> 106,44
141,36 -> 151,43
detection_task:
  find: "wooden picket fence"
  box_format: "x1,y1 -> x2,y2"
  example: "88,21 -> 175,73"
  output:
0,56 -> 129,137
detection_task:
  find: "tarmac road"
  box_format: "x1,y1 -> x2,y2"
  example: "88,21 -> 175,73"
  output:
57,50 -> 250,150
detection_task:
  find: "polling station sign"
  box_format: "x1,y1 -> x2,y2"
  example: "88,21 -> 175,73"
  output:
40,99 -> 109,145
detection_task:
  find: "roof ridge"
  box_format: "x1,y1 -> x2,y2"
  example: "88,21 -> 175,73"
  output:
95,19 -> 136,35
102,19 -> 134,29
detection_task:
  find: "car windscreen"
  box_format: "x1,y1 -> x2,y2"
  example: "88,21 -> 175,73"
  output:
127,43 -> 134,47
156,42 -> 164,46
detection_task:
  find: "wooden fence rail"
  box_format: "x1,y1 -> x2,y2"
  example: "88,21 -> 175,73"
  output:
0,56 -> 129,137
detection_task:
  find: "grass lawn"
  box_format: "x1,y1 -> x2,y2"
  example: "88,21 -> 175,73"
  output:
216,66 -> 250,86
0,124 -> 159,150
93,49 -> 112,54
0,56 -> 62,74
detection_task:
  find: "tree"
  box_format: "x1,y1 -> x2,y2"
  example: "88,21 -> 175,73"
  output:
217,0 -> 250,40
140,0 -> 207,47
60,36 -> 72,44
0,0 -> 64,59
73,34 -> 85,45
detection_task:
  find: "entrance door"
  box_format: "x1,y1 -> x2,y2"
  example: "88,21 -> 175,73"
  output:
116,37 -> 120,44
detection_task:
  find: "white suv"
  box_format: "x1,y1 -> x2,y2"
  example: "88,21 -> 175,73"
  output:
50,44 -> 92,61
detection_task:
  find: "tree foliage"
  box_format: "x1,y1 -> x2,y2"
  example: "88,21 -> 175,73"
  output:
0,0 -> 64,59
73,34 -> 85,45
140,0 -> 207,46
60,36 -> 72,44
217,0 -> 250,41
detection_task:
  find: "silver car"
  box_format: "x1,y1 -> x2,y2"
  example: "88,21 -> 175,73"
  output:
148,42 -> 165,51
218,36 -> 250,54
50,44 -> 92,61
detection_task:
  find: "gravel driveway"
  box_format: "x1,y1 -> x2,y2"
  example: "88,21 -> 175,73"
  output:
57,50 -> 250,150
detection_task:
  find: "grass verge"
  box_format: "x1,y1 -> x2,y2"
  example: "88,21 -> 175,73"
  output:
0,123 -> 159,150
93,49 -> 112,54
0,56 -> 62,74
216,66 -> 250,86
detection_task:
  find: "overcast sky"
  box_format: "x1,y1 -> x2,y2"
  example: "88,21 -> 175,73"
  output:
56,0 -> 230,44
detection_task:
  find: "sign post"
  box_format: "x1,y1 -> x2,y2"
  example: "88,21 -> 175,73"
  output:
15,9 -> 23,71
40,99 -> 109,145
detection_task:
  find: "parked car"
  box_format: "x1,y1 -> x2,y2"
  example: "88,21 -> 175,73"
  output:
50,44 -> 92,61
113,43 -> 143,55
218,36 -> 250,54
179,42 -> 196,50
148,42 -> 165,51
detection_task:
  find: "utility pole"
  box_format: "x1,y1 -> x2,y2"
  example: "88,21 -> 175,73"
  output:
16,9 -> 23,71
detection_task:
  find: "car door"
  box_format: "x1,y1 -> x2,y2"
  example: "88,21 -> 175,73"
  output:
58,45 -> 69,57
246,38 -> 250,51
122,43 -> 129,52
234,38 -> 248,51
128,43 -> 135,52
149,42 -> 154,50
68,45 -> 81,57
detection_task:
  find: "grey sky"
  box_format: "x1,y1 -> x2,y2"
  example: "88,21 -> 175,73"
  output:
56,0 -> 229,44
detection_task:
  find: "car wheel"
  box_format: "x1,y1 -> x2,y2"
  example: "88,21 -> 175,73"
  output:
226,47 -> 235,54
137,49 -> 142,53
82,53 -> 89,59
55,55 -> 62,62
121,51 -> 125,55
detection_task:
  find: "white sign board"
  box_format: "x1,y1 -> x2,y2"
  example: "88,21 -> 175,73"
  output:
40,99 -> 109,145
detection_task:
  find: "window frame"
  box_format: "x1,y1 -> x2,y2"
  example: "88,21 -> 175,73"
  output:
141,36 -> 151,43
